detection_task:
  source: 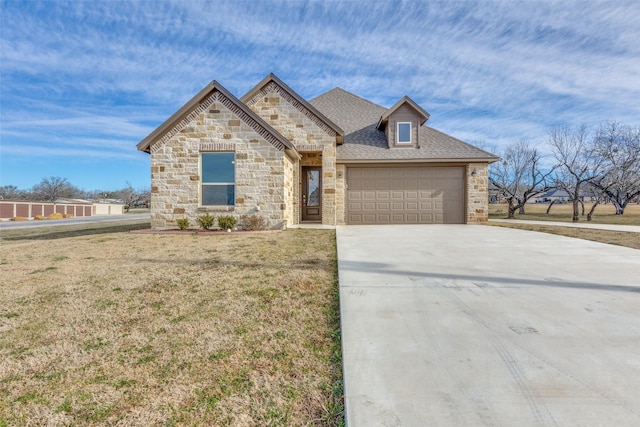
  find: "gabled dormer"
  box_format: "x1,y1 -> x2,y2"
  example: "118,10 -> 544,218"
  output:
376,96 -> 430,148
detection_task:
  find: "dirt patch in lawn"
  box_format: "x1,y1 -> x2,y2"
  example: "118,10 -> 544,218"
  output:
0,227 -> 343,426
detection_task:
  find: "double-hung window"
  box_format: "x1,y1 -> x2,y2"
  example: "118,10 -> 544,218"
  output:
397,122 -> 412,144
201,152 -> 235,206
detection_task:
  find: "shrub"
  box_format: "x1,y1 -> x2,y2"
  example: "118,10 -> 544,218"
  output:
176,218 -> 190,230
217,215 -> 238,231
196,213 -> 216,230
240,214 -> 267,231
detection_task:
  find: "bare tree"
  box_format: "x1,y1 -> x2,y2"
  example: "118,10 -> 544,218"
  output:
110,182 -> 150,212
489,140 -> 555,219
589,122 -> 640,215
0,185 -> 23,200
31,176 -> 77,202
549,125 -> 604,222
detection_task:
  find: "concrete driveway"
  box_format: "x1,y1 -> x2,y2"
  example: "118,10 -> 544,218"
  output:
337,225 -> 640,426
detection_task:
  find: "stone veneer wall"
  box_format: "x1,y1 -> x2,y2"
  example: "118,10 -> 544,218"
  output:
244,84 -> 338,225
150,98 -> 288,230
466,163 -> 489,223
335,164 -> 347,225
282,155 -> 296,227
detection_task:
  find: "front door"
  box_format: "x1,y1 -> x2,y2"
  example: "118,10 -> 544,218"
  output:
301,166 -> 322,222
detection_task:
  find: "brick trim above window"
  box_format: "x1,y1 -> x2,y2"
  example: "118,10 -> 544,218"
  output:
200,142 -> 236,152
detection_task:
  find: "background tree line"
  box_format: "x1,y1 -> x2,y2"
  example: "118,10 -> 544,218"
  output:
488,121 -> 640,221
0,177 -> 150,212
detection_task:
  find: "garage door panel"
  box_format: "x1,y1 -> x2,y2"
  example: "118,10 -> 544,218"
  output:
347,166 -> 465,224
362,191 -> 377,200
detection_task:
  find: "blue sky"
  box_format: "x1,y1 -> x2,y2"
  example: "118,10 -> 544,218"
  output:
1,0 -> 639,191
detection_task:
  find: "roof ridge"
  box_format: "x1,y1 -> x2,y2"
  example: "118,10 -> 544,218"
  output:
311,87 -> 386,110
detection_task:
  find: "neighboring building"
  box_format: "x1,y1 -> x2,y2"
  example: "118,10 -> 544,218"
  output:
137,73 -> 498,229
532,189 -> 595,204
0,199 -> 126,220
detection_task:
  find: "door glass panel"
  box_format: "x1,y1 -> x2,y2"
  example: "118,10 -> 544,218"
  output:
307,170 -> 320,206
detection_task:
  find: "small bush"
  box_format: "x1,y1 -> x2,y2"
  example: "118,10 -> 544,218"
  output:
196,213 -> 216,230
176,218 -> 190,230
217,215 -> 238,231
241,214 -> 267,231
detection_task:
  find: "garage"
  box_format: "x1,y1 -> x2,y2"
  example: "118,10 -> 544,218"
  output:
346,166 -> 465,224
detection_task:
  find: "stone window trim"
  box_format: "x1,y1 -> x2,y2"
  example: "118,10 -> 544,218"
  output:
197,206 -> 235,212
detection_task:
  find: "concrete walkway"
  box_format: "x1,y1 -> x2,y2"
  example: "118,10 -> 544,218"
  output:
489,218 -> 640,233
337,225 -> 640,426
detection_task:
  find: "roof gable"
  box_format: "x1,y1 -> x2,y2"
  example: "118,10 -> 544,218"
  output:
240,73 -> 344,144
136,80 -> 294,154
376,96 -> 430,131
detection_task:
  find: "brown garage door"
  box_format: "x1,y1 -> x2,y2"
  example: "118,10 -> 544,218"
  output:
347,166 -> 465,224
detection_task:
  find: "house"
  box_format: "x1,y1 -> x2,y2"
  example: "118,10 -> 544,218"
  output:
137,73 -> 498,229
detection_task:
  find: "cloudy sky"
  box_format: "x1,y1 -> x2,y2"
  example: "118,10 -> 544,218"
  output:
1,0 -> 639,191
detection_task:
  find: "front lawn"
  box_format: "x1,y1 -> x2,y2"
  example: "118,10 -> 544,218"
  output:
0,226 -> 343,426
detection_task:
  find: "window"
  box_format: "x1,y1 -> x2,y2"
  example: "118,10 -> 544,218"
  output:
201,152 -> 235,206
397,122 -> 412,144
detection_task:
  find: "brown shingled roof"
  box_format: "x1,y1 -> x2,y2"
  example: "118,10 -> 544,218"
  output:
309,88 -> 499,163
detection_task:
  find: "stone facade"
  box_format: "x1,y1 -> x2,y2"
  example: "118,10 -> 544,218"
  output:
243,83 -> 338,225
149,92 -> 291,230
466,163 -> 490,223
335,164 -> 347,225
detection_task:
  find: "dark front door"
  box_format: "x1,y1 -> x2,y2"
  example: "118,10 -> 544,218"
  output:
302,166 -> 322,222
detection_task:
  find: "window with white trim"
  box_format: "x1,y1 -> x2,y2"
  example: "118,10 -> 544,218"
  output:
201,152 -> 235,206
397,122 -> 412,144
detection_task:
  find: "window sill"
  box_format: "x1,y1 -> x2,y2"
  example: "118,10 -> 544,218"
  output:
198,206 -> 235,212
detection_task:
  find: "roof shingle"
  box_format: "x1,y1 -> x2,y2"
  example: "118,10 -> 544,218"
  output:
309,88 -> 498,162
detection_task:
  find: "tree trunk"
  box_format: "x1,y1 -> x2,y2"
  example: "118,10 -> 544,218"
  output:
612,200 -> 624,215
586,201 -> 600,221
572,199 -> 580,222
519,205 -> 525,215
507,199 -> 517,219
546,200 -> 556,214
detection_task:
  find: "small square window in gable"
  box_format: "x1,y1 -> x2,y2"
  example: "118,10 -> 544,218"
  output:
397,122 -> 412,144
